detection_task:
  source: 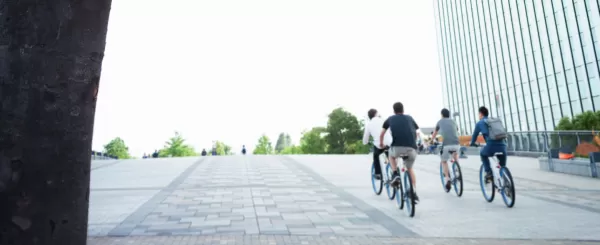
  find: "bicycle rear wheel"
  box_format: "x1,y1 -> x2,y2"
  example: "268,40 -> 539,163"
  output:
403,172 -> 415,217
452,161 -> 463,197
479,164 -> 495,202
500,167 -> 516,208
371,163 -> 383,195
394,176 -> 404,210
385,164 -> 395,200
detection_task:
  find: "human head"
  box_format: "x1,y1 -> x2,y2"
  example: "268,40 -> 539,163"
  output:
478,106 -> 489,120
367,109 -> 378,120
393,102 -> 404,114
441,108 -> 450,118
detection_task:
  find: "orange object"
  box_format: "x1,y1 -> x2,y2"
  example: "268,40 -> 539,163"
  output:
559,152 -> 575,159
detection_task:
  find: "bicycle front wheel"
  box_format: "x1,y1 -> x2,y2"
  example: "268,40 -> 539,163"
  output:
403,172 -> 415,217
452,161 -> 463,197
500,167 -> 516,208
479,164 -> 495,202
385,164 -> 395,200
371,163 -> 383,195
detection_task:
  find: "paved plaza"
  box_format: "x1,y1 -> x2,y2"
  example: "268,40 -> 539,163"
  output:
87,154 -> 600,244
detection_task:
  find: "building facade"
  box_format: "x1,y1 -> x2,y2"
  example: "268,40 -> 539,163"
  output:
434,0 -> 600,136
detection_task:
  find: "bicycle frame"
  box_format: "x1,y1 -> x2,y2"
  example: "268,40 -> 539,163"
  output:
490,155 -> 505,189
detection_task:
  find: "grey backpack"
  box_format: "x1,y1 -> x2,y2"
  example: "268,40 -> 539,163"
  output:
485,117 -> 507,140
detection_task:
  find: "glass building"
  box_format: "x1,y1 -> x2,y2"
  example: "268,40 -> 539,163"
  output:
434,0 -> 600,136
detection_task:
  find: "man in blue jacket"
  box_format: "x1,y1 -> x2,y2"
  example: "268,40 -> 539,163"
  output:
469,106 -> 507,183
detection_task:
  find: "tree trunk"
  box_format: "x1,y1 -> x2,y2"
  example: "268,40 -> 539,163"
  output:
0,1 -> 112,244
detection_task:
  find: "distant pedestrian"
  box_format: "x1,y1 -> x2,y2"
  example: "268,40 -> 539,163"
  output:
201,149 -> 207,156
152,150 -> 159,158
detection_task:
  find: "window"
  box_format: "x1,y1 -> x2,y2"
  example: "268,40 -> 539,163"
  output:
582,97 -> 594,111
591,74 -> 600,96
558,85 -> 570,101
549,87 -> 560,105
568,82 -> 579,101
594,96 -> 600,110
571,100 -> 583,114
561,102 -> 573,118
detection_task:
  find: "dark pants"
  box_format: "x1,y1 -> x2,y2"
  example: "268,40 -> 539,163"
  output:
372,146 -> 389,175
480,144 -> 507,174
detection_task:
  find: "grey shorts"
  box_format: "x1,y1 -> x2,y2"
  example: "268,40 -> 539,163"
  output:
440,145 -> 460,161
389,146 -> 417,169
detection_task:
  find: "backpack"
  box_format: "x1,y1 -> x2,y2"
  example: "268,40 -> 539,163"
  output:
484,117 -> 507,140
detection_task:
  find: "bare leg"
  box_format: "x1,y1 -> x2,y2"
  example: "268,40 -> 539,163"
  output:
389,156 -> 398,172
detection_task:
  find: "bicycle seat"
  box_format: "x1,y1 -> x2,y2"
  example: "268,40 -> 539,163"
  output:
493,152 -> 504,156
448,150 -> 456,154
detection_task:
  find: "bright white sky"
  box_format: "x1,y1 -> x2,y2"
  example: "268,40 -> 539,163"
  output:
92,0 -> 443,157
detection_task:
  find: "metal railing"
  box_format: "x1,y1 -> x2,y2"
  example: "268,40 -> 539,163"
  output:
504,131 -> 598,154
91,151 -> 118,160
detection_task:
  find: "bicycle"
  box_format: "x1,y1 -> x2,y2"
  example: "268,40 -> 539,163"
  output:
391,154 -> 415,218
371,148 -> 396,200
438,146 -> 463,197
474,146 -> 516,208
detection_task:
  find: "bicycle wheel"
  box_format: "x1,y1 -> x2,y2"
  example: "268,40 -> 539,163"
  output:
371,163 -> 383,195
452,161 -> 463,197
403,172 -> 415,217
500,167 -> 516,208
439,163 -> 449,193
479,164 -> 495,202
395,176 -> 404,210
385,164 -> 395,200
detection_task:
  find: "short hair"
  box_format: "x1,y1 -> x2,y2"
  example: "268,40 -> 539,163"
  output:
367,109 -> 377,119
441,108 -> 450,118
479,106 -> 489,117
393,102 -> 404,114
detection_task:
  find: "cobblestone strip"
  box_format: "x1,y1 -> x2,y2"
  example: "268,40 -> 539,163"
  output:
87,235 -> 598,245
106,158 -> 207,236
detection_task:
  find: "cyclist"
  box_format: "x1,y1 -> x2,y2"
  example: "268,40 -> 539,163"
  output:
241,145 -> 247,155
362,109 -> 391,180
430,108 -> 460,191
380,102 -> 421,202
469,106 -> 507,183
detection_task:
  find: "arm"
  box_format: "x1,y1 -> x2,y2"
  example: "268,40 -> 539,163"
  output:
431,122 -> 440,140
362,123 -> 370,145
380,118 -> 390,148
469,121 -> 482,145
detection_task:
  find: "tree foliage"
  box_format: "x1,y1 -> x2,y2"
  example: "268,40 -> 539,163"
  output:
555,111 -> 600,131
253,134 -> 273,155
280,145 -> 303,154
299,127 -> 328,154
103,137 -> 131,159
325,108 -> 364,154
274,133 -> 293,153
214,141 -> 232,155
159,132 -> 197,157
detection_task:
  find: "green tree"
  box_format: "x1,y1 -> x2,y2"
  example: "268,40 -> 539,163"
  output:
159,132 -> 197,157
253,134 -> 273,154
325,108 -> 363,154
274,132 -> 293,153
280,145 -> 303,154
299,127 -> 328,154
215,141 -> 232,155
103,137 -> 131,159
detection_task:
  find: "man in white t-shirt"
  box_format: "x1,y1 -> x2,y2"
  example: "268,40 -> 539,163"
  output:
362,109 -> 392,180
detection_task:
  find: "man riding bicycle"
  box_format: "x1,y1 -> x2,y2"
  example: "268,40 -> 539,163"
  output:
380,102 -> 421,202
430,108 -> 460,191
362,109 -> 391,180
469,106 -> 507,183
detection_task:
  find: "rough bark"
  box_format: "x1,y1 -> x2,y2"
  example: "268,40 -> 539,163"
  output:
0,0 -> 112,244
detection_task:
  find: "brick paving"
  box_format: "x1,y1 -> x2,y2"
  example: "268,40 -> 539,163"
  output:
87,235 -> 596,245
88,155 -> 600,244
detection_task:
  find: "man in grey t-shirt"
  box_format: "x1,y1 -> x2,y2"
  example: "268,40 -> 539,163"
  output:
431,108 -> 460,192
